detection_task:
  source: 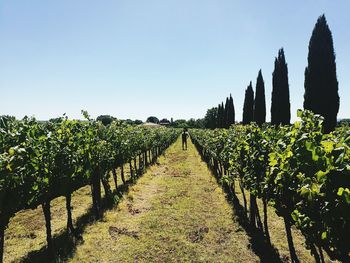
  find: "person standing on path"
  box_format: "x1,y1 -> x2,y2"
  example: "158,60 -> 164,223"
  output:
182,128 -> 189,150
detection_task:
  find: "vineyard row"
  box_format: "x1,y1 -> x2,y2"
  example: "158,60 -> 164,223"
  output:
0,115 -> 179,261
191,110 -> 350,263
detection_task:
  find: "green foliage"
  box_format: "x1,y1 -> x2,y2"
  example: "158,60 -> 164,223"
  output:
204,107 -> 218,129
0,115 -> 179,242
190,110 -> 350,261
97,115 -> 116,126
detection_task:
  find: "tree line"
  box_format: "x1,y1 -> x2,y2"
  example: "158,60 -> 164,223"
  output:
204,94 -> 235,129
204,14 -> 339,133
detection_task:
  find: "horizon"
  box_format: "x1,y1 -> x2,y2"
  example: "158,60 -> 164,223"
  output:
1,1 -> 350,122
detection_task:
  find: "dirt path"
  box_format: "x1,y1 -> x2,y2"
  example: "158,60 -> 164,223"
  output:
69,138 -> 259,263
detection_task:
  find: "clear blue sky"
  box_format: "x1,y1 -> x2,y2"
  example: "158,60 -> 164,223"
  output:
1,1 -> 349,122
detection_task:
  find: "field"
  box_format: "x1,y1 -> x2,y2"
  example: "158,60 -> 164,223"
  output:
3,138 -> 337,263
1,112 -> 349,263
2,2 -> 349,262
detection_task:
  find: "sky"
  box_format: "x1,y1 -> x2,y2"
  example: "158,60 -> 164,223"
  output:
1,1 -> 349,122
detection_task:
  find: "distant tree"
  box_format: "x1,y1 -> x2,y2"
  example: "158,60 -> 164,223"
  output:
304,14 -> 339,133
219,102 -> 225,128
96,115 -> 115,126
254,70 -> 266,126
134,119 -> 143,125
195,118 -> 205,129
216,104 -> 222,128
227,94 -> 235,127
49,117 -> 65,123
271,48 -> 291,125
173,119 -> 187,128
204,107 -> 218,129
243,82 -> 254,124
146,116 -> 159,124
124,119 -> 134,125
168,118 -> 204,128
122,119 -> 143,125
224,97 -> 229,128
187,118 -> 196,128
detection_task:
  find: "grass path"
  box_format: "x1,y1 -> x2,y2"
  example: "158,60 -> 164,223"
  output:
69,138 -> 258,263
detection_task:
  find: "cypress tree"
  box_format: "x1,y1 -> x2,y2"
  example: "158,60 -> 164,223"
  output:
212,107 -> 218,129
217,103 -> 223,128
304,14 -> 339,133
271,48 -> 291,125
254,70 -> 266,126
216,104 -> 220,128
224,97 -> 230,128
243,82 -> 254,124
228,94 -> 235,126
220,102 -> 225,128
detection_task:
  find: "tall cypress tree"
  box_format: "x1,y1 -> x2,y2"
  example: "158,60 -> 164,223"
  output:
220,102 -> 225,128
217,103 -> 224,128
224,97 -> 230,128
254,70 -> 266,126
216,104 -> 221,128
271,48 -> 291,125
304,14 -> 339,133
243,82 -> 254,124
228,94 -> 235,126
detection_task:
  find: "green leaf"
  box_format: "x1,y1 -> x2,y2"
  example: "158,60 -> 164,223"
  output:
344,191 -> 350,205
300,186 -> 310,197
8,148 -> 15,156
305,141 -> 312,151
321,141 -> 334,153
335,152 -> 344,164
312,149 -> 319,161
297,109 -> 303,118
294,121 -> 301,128
6,163 -> 12,171
337,187 -> 344,196
321,231 -> 327,240
316,170 -> 328,181
286,150 -> 293,158
268,153 -> 277,166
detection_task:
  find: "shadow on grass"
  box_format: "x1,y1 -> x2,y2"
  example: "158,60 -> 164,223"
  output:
192,143 -> 284,263
226,190 -> 284,263
15,141 -> 175,263
19,181 -> 133,263
217,177 -> 284,263
218,181 -> 283,263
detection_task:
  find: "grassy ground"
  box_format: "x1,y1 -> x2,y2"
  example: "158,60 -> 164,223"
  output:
4,164 -> 131,262
232,181 -> 337,263
255,196 -> 315,262
69,138 -> 258,262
